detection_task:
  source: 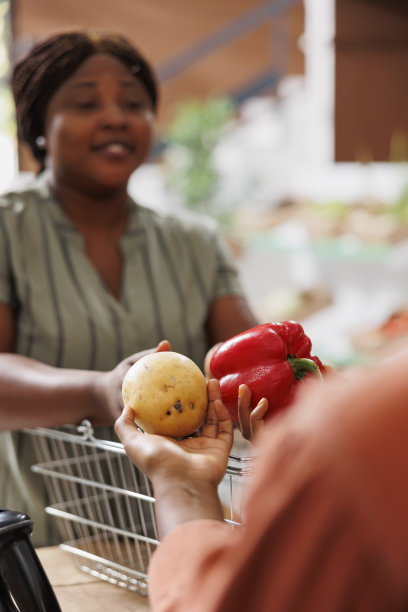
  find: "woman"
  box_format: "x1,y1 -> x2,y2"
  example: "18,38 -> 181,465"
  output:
0,31 -> 257,546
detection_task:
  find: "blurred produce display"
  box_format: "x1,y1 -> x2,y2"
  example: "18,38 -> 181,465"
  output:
235,178 -> 408,247
232,173 -> 408,370
131,138 -> 408,369
305,189 -> 408,246
351,307 -> 408,355
258,286 -> 332,325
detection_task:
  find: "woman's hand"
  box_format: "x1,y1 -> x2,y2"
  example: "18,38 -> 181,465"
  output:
96,340 -> 171,425
115,378 -> 233,487
238,384 -> 268,443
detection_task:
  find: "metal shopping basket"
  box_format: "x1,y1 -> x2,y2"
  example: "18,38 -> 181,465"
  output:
25,421 -> 253,596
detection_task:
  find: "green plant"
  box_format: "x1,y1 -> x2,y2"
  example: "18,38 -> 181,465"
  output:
310,200 -> 350,221
162,97 -> 236,218
388,182 -> 408,223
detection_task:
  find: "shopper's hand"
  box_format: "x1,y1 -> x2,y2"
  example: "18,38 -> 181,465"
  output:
204,347 -> 267,443
96,340 -> 171,424
238,384 -> 268,443
115,378 -> 234,488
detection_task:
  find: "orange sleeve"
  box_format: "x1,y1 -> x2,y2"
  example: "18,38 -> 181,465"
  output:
148,349 -> 408,611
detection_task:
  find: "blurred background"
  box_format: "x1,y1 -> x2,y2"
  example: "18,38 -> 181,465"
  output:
0,0 -> 408,367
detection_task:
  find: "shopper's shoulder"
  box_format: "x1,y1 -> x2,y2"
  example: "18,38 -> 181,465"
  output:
0,173 -> 46,214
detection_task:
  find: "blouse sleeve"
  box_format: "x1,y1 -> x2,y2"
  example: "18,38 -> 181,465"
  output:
210,230 -> 243,299
148,438 -> 399,612
148,359 -> 408,612
0,205 -> 13,305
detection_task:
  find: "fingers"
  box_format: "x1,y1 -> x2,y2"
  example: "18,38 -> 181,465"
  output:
249,397 -> 268,440
115,406 -> 164,476
238,384 -> 268,442
156,340 -> 171,353
213,399 -> 234,448
207,378 -> 222,403
126,340 -> 171,367
238,384 -> 252,440
200,379 -> 221,438
200,379 -> 233,446
114,406 -> 139,446
201,397 -> 233,447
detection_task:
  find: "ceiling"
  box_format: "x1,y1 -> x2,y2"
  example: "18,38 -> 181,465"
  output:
12,0 -> 305,128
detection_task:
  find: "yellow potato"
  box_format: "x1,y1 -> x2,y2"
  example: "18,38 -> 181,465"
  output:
122,351 -> 207,438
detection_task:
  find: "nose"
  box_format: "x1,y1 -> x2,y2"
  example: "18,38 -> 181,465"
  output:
100,103 -> 127,129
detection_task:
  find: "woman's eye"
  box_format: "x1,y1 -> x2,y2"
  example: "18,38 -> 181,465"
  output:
127,100 -> 145,110
75,101 -> 97,109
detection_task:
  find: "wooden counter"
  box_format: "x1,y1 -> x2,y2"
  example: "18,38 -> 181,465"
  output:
36,546 -> 151,611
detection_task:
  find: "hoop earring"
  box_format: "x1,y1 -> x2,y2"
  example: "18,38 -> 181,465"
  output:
35,135 -> 46,150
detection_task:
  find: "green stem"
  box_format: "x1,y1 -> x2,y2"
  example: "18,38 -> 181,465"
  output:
287,357 -> 323,381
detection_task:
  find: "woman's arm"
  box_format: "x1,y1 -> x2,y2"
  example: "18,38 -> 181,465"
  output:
204,294 -> 258,378
0,352 -> 111,429
0,301 -> 171,430
205,295 -> 258,347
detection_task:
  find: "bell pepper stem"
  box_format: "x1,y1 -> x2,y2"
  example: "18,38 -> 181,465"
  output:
287,357 -> 323,381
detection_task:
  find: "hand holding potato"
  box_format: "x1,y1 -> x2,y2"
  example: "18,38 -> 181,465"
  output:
115,378 -> 233,487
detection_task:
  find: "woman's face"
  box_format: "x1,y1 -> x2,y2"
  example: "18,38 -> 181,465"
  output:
44,53 -> 156,195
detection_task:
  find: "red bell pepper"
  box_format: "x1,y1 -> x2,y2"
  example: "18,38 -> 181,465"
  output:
209,321 -> 324,423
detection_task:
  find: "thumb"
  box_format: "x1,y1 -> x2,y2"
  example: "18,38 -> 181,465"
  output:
115,406 -> 137,438
156,340 -> 171,353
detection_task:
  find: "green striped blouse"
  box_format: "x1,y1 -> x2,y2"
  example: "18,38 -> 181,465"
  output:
0,172 -> 243,546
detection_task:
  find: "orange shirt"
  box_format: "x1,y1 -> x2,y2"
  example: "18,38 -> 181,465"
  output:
149,347 -> 408,611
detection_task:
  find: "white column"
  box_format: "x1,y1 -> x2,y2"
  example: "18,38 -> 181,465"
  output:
302,0 -> 336,164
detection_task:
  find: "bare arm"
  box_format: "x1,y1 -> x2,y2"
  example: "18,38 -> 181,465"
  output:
0,353 -> 110,429
205,295 -> 258,347
115,379 -> 234,539
0,301 -> 171,430
203,294 -> 258,378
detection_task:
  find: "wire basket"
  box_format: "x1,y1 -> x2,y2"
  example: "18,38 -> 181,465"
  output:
26,421 -> 253,596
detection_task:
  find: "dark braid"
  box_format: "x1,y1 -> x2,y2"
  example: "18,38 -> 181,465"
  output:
12,31 -> 159,166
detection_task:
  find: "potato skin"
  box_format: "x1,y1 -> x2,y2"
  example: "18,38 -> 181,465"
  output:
122,351 -> 207,438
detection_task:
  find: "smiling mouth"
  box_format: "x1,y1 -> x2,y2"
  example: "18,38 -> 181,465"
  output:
93,142 -> 135,155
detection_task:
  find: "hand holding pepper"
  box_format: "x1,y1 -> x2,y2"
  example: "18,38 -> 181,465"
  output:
237,383 -> 268,441
210,321 -> 325,424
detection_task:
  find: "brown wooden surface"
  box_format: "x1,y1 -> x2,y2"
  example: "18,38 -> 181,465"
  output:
12,0 -> 304,128
335,0 -> 408,162
336,0 -> 408,45
36,546 -> 151,612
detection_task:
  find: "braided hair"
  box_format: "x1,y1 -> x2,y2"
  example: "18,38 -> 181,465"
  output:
12,30 -> 159,167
